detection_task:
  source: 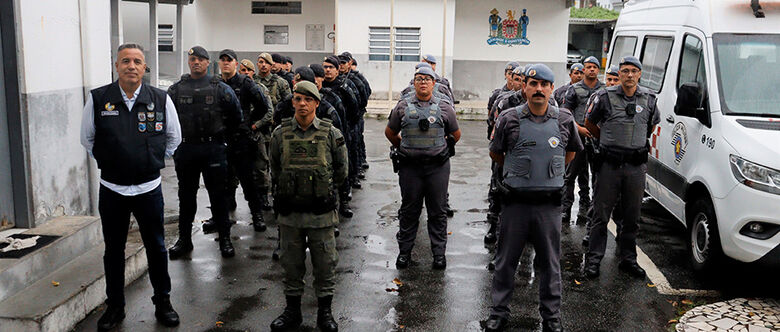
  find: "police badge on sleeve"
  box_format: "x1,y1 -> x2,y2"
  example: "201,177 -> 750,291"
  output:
548,136 -> 561,148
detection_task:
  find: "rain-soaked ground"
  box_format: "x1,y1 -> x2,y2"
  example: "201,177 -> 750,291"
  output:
75,118 -> 779,332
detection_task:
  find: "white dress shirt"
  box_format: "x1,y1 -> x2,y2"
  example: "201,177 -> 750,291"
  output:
80,83 -> 182,196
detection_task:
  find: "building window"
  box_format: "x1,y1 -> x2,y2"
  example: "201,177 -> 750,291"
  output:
609,36 -> 637,68
368,27 -> 420,62
252,1 -> 302,14
158,24 -> 174,52
264,25 -> 289,45
639,36 -> 674,93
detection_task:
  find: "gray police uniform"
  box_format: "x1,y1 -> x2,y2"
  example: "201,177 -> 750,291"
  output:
490,104 -> 582,320
585,85 -> 659,265
388,95 -> 459,256
561,80 -> 605,221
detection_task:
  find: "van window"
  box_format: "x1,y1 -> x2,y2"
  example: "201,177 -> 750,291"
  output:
714,33 -> 780,117
677,35 -> 707,89
640,36 -> 674,93
609,36 -> 637,68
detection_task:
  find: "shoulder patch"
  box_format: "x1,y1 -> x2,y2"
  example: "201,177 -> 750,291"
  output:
335,136 -> 345,147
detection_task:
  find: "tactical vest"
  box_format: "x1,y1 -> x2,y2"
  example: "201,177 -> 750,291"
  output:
256,74 -> 281,107
400,96 -> 446,154
176,75 -> 226,141
91,82 -> 168,185
600,88 -> 651,150
274,118 -> 337,215
503,105 -> 566,193
570,81 -> 604,126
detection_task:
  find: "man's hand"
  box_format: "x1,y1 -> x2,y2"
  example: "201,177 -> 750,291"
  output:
577,124 -> 592,138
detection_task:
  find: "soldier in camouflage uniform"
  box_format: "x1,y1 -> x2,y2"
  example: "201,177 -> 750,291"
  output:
269,81 -> 347,332
254,52 -> 292,110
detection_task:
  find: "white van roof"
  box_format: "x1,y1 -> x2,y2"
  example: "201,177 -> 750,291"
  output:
618,0 -> 780,35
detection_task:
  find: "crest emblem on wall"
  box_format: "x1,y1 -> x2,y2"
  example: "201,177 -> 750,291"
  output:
488,8 -> 531,46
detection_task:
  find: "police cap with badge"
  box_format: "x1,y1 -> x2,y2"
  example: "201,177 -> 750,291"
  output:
188,46 -> 209,60
570,63 -> 584,73
524,63 -> 555,83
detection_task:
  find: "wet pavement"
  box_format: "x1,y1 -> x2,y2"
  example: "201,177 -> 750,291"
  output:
74,118 -> 778,332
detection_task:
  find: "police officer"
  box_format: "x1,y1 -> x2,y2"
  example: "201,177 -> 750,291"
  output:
583,56 -> 660,279
401,62 -> 454,104
312,63 -> 354,218
339,52 -> 372,172
80,43 -> 180,331
582,65 -> 623,248
273,53 -> 295,89
487,62 -> 520,139
561,56 -> 605,225
386,66 -> 461,270
269,81 -> 348,332
167,46 -> 244,259
553,63 -> 583,106
214,49 -> 273,232
485,64 -> 581,332
322,56 -> 362,191
240,59 -> 276,117
255,52 -> 292,110
338,54 -> 369,181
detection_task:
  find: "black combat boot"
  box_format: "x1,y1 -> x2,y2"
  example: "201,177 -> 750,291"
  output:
218,234 -> 235,258
270,295 -> 302,331
252,212 -> 267,232
317,295 -> 338,332
168,237 -> 193,260
152,295 -> 180,327
339,201 -> 353,218
97,305 -> 125,331
351,178 -> 362,189
202,218 -> 217,234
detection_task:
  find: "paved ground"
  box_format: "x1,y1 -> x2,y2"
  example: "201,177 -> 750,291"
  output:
74,118 -> 779,332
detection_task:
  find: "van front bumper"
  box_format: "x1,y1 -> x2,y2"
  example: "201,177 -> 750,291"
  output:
714,183 -> 780,265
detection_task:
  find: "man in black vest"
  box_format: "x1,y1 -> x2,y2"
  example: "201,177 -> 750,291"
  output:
80,43 -> 180,331
215,49 -> 273,233
167,46 -> 244,259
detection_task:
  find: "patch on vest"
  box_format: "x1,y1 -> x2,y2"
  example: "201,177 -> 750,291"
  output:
548,136 -> 561,148
155,122 -> 164,132
101,110 -> 119,116
138,112 -> 146,121
335,136 -> 345,147
635,105 -> 644,113
147,102 -> 155,111
428,116 -> 436,124
156,112 -> 164,121
104,103 -> 115,111
147,112 -> 155,121
205,95 -> 214,104
138,122 -> 147,132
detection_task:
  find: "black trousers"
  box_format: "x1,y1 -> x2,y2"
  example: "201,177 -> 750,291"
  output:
174,142 -> 231,237
356,115 -> 367,165
396,160 -> 450,256
226,137 -> 263,215
99,185 -> 171,307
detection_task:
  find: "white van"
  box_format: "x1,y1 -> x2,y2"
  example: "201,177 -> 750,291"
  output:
608,0 -> 780,270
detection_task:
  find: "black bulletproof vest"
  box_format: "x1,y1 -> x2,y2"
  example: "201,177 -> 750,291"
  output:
176,75 -> 226,140
91,82 -> 168,185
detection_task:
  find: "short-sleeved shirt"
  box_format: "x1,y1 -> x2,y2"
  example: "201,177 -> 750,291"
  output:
388,95 -> 459,157
586,85 -> 661,139
490,104 -> 583,155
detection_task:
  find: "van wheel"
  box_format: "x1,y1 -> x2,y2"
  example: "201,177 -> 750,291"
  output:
688,197 -> 723,272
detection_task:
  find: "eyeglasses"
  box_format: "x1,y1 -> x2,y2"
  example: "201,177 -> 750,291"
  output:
414,77 -> 433,83
293,96 -> 316,104
323,64 -> 336,70
620,69 -> 641,75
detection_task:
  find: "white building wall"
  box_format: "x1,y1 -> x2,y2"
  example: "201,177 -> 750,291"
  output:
122,0 -> 334,80
15,0 -> 113,224
452,0 -> 569,99
336,0 -> 456,98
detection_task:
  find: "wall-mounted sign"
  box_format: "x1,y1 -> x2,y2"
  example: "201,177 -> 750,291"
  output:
306,24 -> 324,50
487,8 -> 530,46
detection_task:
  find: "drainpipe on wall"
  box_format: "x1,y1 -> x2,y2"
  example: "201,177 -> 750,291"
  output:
388,0 -> 394,101
78,0 -> 99,215
148,0 -> 158,87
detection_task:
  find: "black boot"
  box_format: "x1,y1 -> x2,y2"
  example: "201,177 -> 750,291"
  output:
168,237 -> 193,260
270,296 -> 302,331
152,296 -> 180,327
351,178 -> 362,189
252,212 -> 267,232
202,218 -> 218,234
219,235 -> 235,258
97,305 -> 125,332
317,295 -> 338,332
485,314 -> 507,332
339,202 -> 353,218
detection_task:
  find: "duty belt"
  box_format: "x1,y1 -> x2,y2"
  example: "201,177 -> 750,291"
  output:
500,187 -> 562,205
600,146 -> 649,166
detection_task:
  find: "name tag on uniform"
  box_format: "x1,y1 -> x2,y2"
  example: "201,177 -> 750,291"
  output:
101,110 -> 119,116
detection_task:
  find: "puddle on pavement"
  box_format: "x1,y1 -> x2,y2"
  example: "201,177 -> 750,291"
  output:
364,234 -> 391,255
376,203 -> 400,227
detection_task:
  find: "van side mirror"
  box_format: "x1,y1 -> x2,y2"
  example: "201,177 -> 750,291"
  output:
675,82 -> 711,127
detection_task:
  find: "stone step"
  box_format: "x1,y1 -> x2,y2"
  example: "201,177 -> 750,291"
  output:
0,232 -> 147,332
0,216 -> 103,303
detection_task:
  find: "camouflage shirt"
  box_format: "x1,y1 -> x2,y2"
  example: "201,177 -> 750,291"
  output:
254,72 -> 292,111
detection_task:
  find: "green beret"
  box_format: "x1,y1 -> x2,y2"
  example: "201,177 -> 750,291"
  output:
293,81 -> 321,101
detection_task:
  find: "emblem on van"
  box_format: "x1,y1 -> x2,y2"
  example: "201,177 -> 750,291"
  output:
671,122 -> 688,165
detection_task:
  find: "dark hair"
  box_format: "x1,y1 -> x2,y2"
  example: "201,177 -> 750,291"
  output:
117,43 -> 145,53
